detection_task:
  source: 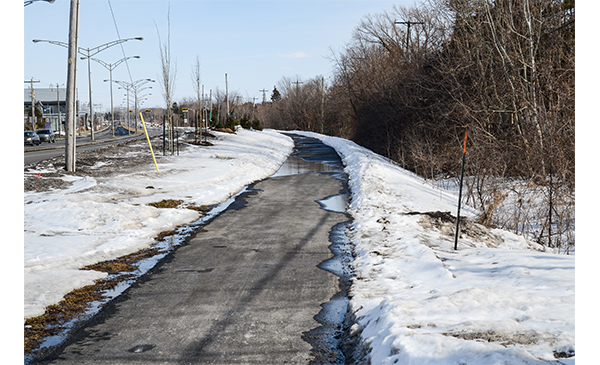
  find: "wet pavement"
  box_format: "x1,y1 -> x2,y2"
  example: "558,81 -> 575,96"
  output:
32,133 -> 353,364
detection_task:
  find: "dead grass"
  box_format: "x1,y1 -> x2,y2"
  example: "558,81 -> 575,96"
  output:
25,200 -> 216,356
24,279 -> 114,353
24,247 -> 164,355
214,128 -> 235,134
149,199 -> 184,209
184,203 -> 213,213
149,200 -> 213,214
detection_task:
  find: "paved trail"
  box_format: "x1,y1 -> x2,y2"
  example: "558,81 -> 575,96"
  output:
36,135 -> 351,364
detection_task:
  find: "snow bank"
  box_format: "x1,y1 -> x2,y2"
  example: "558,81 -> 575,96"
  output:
24,129 -> 293,319
295,132 -> 575,364
23,128 -> 575,363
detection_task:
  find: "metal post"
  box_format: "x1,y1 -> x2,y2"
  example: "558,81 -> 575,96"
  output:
86,48 -> 95,140
109,68 -> 114,137
201,84 -> 204,141
454,131 -> 468,250
126,88 -> 130,134
56,83 -> 61,137
134,88 -> 138,134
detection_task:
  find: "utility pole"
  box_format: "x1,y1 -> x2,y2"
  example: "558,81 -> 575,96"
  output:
293,79 -> 303,95
394,20 -> 424,62
320,76 -> 325,134
259,89 -> 268,104
208,88 -> 212,141
65,0 -> 79,172
225,73 -> 229,121
25,78 -> 40,130
200,84 -> 204,141
85,48 -> 95,140
55,83 -> 62,136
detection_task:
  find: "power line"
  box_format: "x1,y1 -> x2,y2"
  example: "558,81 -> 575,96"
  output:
107,0 -> 133,84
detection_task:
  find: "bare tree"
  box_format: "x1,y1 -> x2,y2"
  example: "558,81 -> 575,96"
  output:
155,3 -> 178,154
191,55 -> 202,140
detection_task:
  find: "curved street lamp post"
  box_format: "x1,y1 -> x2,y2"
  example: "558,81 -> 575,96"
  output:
32,37 -> 143,141
24,0 -> 55,6
108,79 -> 154,134
92,55 -> 141,137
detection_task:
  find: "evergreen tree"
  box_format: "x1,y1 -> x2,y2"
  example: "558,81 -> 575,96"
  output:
271,86 -> 282,102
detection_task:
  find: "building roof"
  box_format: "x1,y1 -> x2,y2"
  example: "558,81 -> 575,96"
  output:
24,87 -> 68,103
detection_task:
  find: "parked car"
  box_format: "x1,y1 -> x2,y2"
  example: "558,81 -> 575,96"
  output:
36,129 -> 56,143
24,131 -> 41,146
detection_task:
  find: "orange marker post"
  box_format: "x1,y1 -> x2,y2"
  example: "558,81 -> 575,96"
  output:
454,130 -> 468,250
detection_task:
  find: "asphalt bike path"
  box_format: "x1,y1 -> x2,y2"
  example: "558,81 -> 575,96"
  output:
36,134 -> 351,364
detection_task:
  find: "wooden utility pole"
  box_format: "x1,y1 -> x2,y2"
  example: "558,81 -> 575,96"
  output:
209,88 -> 212,137
394,20 -> 424,62
293,79 -> 303,95
225,73 -> 229,120
65,0 -> 80,172
259,89 -> 268,104
25,78 -> 40,130
320,76 -> 325,134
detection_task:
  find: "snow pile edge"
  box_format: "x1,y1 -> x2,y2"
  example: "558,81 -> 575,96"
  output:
294,131 -> 574,365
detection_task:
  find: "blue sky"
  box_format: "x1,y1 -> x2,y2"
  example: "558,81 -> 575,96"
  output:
21,0 -> 420,112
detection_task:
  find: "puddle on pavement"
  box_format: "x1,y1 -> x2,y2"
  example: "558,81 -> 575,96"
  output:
272,134 -> 344,177
276,133 -> 353,364
317,194 -> 349,214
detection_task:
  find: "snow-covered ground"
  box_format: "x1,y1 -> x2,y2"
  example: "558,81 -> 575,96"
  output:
295,132 -> 575,364
24,129 -> 294,319
22,129 -> 575,363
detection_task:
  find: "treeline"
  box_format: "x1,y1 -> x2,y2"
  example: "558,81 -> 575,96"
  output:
258,0 -> 575,250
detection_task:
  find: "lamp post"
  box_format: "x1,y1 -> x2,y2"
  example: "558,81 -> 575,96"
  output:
93,55 -> 141,137
32,37 -> 143,141
109,79 -> 154,134
134,86 -> 153,133
122,87 -> 132,134
24,0 -> 54,6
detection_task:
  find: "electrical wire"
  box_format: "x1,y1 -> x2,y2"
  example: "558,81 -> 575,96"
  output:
107,0 -> 133,84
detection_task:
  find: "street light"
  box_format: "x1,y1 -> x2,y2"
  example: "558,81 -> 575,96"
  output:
134,87 -> 152,132
108,79 -> 154,134
24,0 -> 55,6
32,37 -> 143,141
93,55 -> 141,137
